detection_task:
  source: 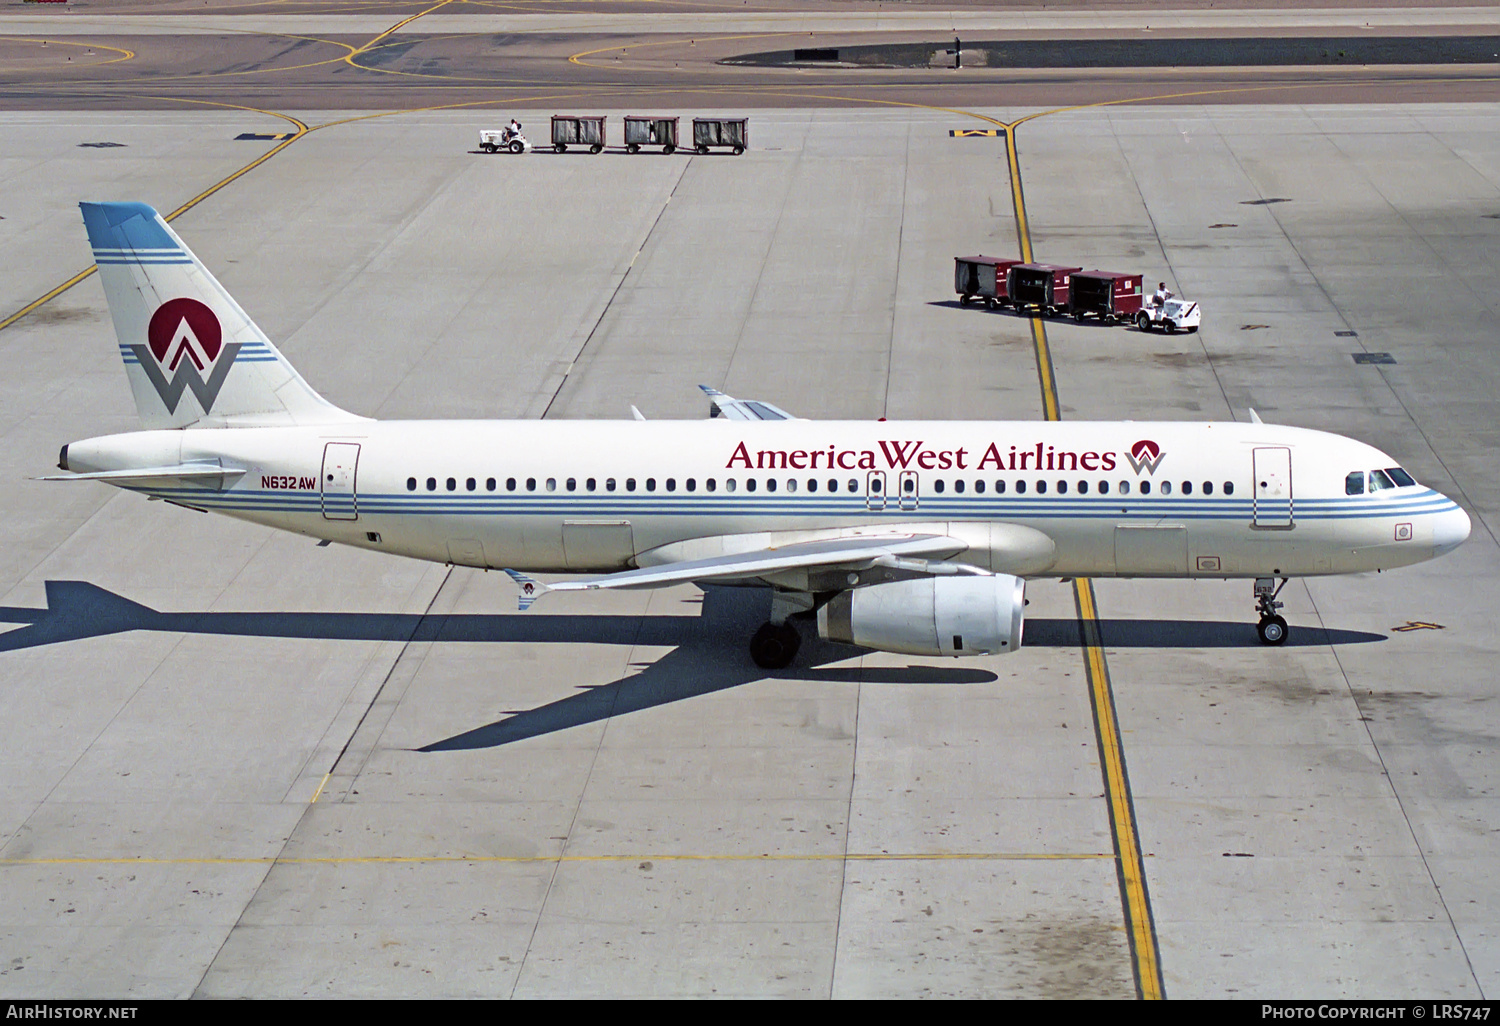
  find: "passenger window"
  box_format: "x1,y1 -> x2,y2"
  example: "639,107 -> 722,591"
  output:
646,478 -> 656,491
975,480 -> 985,494
1159,481 -> 1171,496
566,478 -> 576,492
1077,481 -> 1088,494
1056,480 -> 1067,494
487,478 -> 496,492
447,477 -> 457,491
807,479 -> 817,492
1181,481 -> 1191,495
1139,481 -> 1151,495
526,478 -> 536,492
1346,471 -> 1365,495
1202,481 -> 1212,495
1370,469 -> 1396,491
665,478 -> 675,492
1223,481 -> 1234,495
1387,467 -> 1416,487
1015,480 -> 1027,494
1036,480 -> 1047,494
934,480 -> 945,494
1119,481 -> 1130,495
427,478 -> 437,491
828,479 -> 838,493
1098,481 -> 1110,495
586,478 -> 596,491
847,479 -> 858,493
726,479 -> 737,492
766,479 -> 777,492
686,479 -> 696,492
506,478 -> 517,491
606,478 -> 616,492
785,479 -> 796,493
955,480 -> 966,494
466,478 -> 476,491
626,478 -> 636,491
706,479 -> 716,492
407,477 -> 416,492
746,479 -> 756,492
546,478 -> 556,492
995,479 -> 1006,494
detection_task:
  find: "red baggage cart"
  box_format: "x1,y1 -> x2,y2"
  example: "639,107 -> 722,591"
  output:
624,116 -> 679,154
1007,263 -> 1083,317
552,115 -> 606,154
955,255 -> 1022,309
1069,271 -> 1144,323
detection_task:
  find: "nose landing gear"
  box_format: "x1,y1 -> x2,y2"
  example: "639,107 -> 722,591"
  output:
1255,577 -> 1289,645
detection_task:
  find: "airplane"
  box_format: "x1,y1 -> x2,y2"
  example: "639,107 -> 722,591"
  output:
46,202 -> 1471,668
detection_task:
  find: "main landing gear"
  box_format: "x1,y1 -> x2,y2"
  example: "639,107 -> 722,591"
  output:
749,590 -> 812,669
1254,577 -> 1289,646
750,621 -> 801,669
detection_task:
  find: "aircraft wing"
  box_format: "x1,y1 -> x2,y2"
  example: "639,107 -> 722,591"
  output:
699,385 -> 798,421
504,533 -> 980,609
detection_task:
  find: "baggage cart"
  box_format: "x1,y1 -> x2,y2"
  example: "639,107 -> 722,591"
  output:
551,115 -> 606,154
955,255 -> 1022,309
1007,263 -> 1083,316
1069,270 -> 1144,323
692,117 -> 748,155
623,116 -> 679,154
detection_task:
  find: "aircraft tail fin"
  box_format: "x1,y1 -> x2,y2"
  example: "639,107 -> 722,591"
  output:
79,202 -> 363,429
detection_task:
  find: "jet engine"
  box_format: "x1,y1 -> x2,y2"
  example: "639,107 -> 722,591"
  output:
816,575 -> 1024,657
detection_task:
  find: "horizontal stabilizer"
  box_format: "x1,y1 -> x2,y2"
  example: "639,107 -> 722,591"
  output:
37,464 -> 246,483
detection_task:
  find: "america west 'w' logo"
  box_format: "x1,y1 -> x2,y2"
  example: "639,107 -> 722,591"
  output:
1125,439 -> 1167,475
131,298 -> 240,413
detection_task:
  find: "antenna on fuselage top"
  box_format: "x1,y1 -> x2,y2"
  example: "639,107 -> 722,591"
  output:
1248,409 -> 1264,424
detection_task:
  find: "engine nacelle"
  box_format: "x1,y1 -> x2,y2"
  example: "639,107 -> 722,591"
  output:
816,575 -> 1025,657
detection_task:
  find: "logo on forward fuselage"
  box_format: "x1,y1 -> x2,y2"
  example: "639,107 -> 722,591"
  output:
1125,439 -> 1166,475
130,298 -> 240,414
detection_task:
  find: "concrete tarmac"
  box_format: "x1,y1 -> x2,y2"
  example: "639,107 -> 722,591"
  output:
1,0 -> 1498,1003
2,100 -> 1497,999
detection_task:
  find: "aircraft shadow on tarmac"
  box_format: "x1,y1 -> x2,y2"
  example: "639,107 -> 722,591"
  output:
0,581 -> 1384,751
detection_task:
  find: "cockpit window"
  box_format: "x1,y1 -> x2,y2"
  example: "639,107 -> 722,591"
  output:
1386,467 -> 1416,487
1369,469 -> 1396,491
1345,472 -> 1365,495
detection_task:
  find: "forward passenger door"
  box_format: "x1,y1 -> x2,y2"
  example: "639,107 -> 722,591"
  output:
1252,447 -> 1293,528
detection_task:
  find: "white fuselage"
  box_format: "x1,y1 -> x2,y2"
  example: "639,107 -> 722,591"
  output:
62,419 -> 1470,581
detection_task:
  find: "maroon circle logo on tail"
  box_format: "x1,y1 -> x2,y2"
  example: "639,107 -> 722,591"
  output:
131,298 -> 240,415
147,298 -> 221,370
1126,438 -> 1166,475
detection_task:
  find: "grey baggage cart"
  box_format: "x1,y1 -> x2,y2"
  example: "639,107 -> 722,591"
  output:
624,116 -> 679,154
551,115 -> 606,154
692,117 -> 748,155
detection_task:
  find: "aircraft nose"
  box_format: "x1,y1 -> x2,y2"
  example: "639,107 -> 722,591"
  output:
1433,501 -> 1471,557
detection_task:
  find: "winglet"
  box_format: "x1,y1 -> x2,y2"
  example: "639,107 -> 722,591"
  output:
1248,408 -> 1264,424
699,384 -> 728,419
502,569 -> 550,611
